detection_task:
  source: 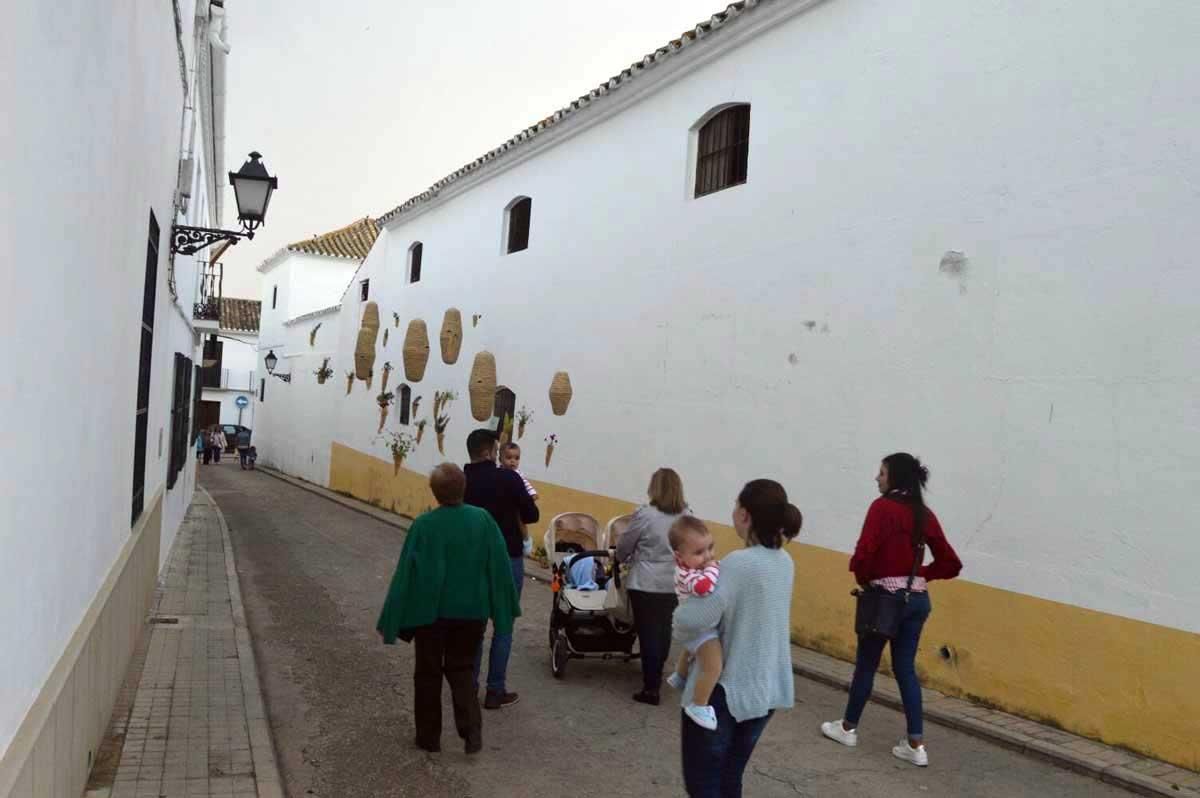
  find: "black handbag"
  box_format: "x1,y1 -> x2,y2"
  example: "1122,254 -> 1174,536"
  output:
853,541 -> 925,639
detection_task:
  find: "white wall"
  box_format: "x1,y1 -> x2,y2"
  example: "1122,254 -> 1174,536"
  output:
0,0 -> 223,760
254,0 -> 1200,636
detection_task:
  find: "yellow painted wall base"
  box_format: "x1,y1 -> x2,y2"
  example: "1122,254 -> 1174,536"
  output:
0,491 -> 163,798
330,442 -> 1199,770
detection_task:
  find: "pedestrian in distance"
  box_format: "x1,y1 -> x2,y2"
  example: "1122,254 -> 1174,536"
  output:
196,430 -> 208,464
674,479 -> 802,797
209,427 -> 222,463
462,428 -> 539,709
236,427 -> 252,469
614,467 -> 690,706
376,463 -> 521,754
821,453 -> 962,767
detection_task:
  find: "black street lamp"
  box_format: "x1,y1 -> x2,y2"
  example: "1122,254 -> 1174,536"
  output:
263,349 -> 291,382
171,152 -> 279,256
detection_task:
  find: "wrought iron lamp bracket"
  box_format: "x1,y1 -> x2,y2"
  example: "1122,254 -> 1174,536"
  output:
170,225 -> 254,256
270,372 -> 292,383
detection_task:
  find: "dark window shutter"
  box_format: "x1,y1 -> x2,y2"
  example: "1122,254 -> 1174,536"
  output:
399,384 -> 412,425
410,243 -> 423,283
132,210 -> 159,524
694,105 -> 751,197
506,198 -> 531,253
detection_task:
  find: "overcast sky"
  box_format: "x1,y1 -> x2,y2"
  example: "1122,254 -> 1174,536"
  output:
218,0 -> 727,298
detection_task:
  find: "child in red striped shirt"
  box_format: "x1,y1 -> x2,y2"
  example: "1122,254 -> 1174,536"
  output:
500,443 -> 538,556
665,516 -> 722,730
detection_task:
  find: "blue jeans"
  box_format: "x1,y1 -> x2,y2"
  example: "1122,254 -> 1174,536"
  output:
474,556 -> 524,693
680,684 -> 773,797
844,590 -> 932,738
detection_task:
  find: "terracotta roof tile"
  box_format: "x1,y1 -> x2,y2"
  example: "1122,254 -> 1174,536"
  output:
220,297 -> 261,333
286,216 -> 379,260
378,0 -> 761,226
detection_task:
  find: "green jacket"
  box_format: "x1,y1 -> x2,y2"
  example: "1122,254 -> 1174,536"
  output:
376,504 -> 521,644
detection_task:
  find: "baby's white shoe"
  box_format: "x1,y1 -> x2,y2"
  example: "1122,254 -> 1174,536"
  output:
666,672 -> 686,691
684,704 -> 718,730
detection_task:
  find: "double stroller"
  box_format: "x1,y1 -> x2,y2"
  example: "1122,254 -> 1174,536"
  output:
545,513 -> 638,678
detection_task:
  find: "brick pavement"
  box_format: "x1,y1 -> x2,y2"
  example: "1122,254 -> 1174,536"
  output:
85,487 -> 281,798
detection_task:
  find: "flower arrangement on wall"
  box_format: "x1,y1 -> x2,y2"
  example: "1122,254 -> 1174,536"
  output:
365,368 -> 374,390
414,418 -> 428,446
376,390 -> 394,432
345,371 -> 354,395
472,313 -> 482,328
412,395 -> 422,417
432,390 -> 456,454
544,434 -> 559,467
393,311 -> 400,328
314,358 -> 334,384
381,362 -> 394,393
516,407 -> 533,440
383,328 -> 389,348
434,413 -> 450,454
380,431 -> 415,475
309,322 -> 322,347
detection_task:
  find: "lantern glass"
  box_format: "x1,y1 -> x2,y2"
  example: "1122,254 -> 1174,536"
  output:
264,350 -> 278,374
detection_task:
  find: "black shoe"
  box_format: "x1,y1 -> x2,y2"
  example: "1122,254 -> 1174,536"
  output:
415,738 -> 441,753
465,733 -> 482,754
633,690 -> 661,706
483,690 -> 519,710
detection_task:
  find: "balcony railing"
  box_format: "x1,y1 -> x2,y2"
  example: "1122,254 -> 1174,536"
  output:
194,260 -> 223,323
201,368 -> 257,391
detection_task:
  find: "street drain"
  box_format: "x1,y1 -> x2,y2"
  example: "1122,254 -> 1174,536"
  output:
149,617 -> 180,625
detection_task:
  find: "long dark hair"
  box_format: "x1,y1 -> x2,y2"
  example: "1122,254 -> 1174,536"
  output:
737,479 -> 802,549
882,453 -> 930,548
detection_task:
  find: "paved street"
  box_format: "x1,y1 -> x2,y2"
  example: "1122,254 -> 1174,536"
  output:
201,461 -> 1136,798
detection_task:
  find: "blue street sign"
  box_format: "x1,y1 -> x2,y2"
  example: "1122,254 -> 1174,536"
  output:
235,395 -> 249,408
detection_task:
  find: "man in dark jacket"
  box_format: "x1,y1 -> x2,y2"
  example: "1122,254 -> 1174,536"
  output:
463,428 -> 539,709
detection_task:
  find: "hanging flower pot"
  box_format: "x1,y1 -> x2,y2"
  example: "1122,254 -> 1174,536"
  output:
516,406 -> 533,440
381,362 -> 393,393
415,419 -> 428,446
314,358 -> 333,385
403,319 -> 431,381
468,351 -> 497,421
345,371 -> 354,395
377,391 -> 394,433
544,434 -> 558,467
439,308 -> 463,365
549,371 -> 573,415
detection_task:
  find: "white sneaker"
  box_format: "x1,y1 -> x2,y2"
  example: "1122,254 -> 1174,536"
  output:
820,720 -> 859,747
665,672 -> 686,691
684,704 -> 718,730
892,740 -> 929,767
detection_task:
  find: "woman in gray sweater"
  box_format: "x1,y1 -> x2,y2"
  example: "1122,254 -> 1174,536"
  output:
615,468 -> 689,705
673,479 -> 802,797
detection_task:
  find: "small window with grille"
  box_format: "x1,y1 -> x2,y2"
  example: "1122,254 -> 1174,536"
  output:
694,104 -> 751,198
409,242 -> 423,283
360,279 -> 370,301
504,197 -> 532,254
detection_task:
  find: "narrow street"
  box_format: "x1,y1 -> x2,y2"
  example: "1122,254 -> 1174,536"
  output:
201,461 -> 1136,798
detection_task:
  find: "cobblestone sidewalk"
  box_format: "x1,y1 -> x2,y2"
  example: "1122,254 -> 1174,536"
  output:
85,487 -> 282,798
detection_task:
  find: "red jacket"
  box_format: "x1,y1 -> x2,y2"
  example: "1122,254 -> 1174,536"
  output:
849,496 -> 962,584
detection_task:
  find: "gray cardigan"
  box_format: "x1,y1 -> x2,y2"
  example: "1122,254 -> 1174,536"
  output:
672,545 -> 796,721
614,504 -> 683,594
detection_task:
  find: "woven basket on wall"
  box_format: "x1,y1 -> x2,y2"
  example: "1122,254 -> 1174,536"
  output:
439,308 -> 463,365
469,351 -> 497,421
549,371 -> 572,415
402,320 -> 430,382
354,302 -> 380,379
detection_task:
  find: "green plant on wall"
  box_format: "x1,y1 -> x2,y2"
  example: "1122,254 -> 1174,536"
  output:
516,406 -> 533,440
314,358 -> 334,384
379,430 -> 415,475
376,390 -> 395,432
310,322 -> 322,347
345,371 -> 355,395
414,418 -> 428,446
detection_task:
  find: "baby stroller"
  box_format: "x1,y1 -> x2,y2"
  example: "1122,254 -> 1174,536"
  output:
545,513 -> 638,678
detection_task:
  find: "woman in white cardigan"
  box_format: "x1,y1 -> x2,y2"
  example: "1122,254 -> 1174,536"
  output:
672,479 -> 802,798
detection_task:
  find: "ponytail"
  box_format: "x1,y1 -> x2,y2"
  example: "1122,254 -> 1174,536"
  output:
882,453 -> 930,548
737,479 -> 803,549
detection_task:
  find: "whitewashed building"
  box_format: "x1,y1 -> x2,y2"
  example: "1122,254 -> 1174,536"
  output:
198,298 -> 261,432
0,2 -> 242,793
253,0 -> 1199,771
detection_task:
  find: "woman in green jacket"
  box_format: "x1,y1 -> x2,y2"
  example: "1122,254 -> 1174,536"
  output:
377,463 -> 521,754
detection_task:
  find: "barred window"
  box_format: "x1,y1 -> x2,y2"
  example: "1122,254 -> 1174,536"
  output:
167,353 -> 193,490
132,210 -> 159,524
505,197 -> 531,254
409,242 -> 423,283
694,105 -> 750,198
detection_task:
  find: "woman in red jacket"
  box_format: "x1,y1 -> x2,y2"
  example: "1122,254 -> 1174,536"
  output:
821,453 -> 962,767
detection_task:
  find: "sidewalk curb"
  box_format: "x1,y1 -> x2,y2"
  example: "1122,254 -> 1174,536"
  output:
200,486 -> 286,798
255,466 -> 1199,797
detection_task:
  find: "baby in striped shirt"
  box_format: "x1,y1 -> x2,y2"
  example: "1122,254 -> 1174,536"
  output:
500,442 -> 538,555
665,516 -> 722,730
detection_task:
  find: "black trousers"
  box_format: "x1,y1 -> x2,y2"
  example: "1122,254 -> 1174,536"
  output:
413,619 -> 486,749
628,589 -> 678,693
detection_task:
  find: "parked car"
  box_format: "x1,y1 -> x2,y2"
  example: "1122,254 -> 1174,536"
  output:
220,424 -> 251,452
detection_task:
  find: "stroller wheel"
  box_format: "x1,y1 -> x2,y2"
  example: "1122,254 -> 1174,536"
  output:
551,630 -> 569,679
